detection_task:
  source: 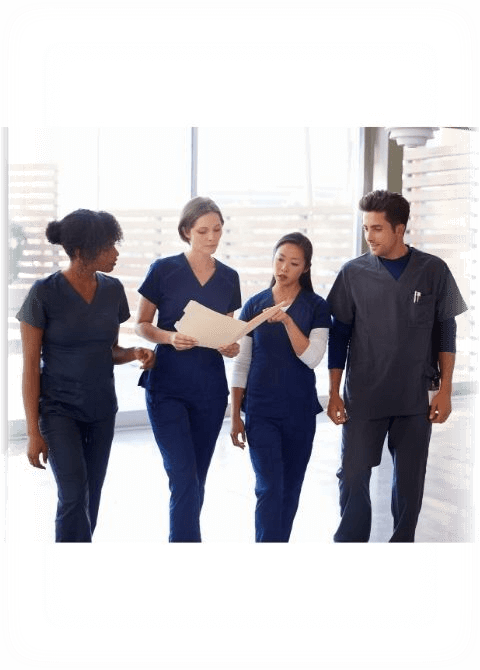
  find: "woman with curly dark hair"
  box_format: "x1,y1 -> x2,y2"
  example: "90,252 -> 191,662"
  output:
17,209 -> 155,542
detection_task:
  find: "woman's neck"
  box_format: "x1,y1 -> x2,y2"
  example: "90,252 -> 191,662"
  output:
63,260 -> 97,285
185,249 -> 214,269
272,282 -> 301,305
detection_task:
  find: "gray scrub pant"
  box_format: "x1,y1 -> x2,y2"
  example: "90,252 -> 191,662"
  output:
334,412 -> 431,542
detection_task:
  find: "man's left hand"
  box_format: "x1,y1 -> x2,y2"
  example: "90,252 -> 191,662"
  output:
429,390 -> 452,423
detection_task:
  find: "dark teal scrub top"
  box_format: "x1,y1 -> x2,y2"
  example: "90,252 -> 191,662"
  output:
240,288 -> 331,419
137,253 -> 242,399
16,271 -> 131,422
327,247 -> 468,419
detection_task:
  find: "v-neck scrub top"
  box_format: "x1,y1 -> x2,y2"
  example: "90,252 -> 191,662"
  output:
16,271 -> 131,422
240,288 -> 331,418
327,247 -> 467,419
137,253 -> 242,399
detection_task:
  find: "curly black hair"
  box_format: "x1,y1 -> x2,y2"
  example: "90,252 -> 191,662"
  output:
46,209 -> 123,261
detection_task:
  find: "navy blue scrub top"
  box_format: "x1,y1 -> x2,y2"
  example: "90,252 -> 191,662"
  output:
327,247 -> 467,419
240,288 -> 331,419
16,271 -> 130,422
137,253 -> 242,399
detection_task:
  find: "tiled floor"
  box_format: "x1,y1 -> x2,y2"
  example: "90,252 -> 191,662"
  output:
6,394 -> 474,543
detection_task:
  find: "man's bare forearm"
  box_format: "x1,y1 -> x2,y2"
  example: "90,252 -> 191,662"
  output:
438,351 -> 455,394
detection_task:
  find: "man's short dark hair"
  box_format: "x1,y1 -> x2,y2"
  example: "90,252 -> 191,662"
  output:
359,190 -> 410,229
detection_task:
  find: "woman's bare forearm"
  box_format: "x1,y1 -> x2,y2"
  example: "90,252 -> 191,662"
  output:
135,321 -> 173,345
20,322 -> 44,437
22,361 -> 42,437
283,315 -> 310,355
231,386 -> 245,418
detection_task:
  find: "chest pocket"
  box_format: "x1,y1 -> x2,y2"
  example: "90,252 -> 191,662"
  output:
408,293 -> 435,329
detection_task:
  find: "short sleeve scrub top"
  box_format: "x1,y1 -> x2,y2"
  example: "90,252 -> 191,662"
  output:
137,253 -> 242,401
16,271 -> 131,422
240,288 -> 331,419
327,247 -> 468,419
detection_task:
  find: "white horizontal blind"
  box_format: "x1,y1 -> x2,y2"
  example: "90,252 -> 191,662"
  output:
8,164 -> 59,326
111,204 -> 355,331
403,130 -> 479,385
9,193 -> 356,337
9,164 -> 59,266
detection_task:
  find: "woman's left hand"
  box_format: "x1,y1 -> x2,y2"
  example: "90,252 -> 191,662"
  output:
218,343 -> 240,358
134,347 -> 156,369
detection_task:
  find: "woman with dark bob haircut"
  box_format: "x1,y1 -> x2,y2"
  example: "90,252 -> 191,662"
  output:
17,209 -> 155,542
230,232 -> 331,542
135,196 -> 241,542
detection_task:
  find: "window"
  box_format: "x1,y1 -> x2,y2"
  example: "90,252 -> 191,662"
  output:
8,127 -> 361,430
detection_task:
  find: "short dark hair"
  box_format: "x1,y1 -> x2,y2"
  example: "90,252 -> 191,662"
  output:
359,190 -> 410,229
269,231 -> 314,292
178,196 -> 224,243
45,209 -> 123,261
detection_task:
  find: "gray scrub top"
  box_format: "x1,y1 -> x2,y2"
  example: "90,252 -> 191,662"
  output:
327,247 -> 467,419
16,271 -> 130,422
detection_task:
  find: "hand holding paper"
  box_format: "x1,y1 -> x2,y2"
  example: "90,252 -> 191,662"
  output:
174,300 -> 287,349
218,342 -> 241,358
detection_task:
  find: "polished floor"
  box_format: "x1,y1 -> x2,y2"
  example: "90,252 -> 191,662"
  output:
6,394 -> 475,543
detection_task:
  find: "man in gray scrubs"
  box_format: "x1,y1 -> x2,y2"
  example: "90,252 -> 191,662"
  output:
327,190 -> 467,542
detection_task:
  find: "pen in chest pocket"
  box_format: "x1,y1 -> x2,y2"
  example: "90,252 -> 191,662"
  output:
413,291 -> 422,303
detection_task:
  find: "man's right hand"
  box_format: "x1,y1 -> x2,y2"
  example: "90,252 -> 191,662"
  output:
327,393 -> 348,425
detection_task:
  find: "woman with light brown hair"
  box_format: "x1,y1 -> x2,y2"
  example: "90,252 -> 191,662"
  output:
135,196 -> 241,542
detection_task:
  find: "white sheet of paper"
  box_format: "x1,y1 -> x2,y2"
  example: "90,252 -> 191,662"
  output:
174,300 -> 285,348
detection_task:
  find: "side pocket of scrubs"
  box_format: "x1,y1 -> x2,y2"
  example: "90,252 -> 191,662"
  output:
408,294 -> 435,328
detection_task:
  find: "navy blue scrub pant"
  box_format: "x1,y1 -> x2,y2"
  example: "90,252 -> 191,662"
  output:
245,412 -> 316,542
146,391 -> 228,542
39,412 -> 115,542
334,413 -> 431,543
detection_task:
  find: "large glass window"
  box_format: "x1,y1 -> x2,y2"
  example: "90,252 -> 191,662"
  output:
198,127 -> 308,206
8,128 -> 191,430
196,127 -> 359,397
198,127 -> 356,208
8,127 -> 360,431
